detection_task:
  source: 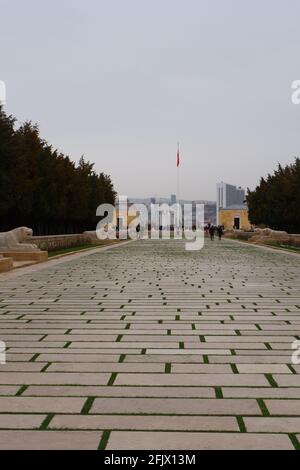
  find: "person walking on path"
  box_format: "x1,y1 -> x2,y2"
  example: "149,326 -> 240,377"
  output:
217,225 -> 223,241
136,223 -> 141,240
209,225 -> 215,241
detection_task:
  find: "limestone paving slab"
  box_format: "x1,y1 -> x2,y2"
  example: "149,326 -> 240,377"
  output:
50,414 -> 239,431
91,397 -> 261,415
22,385 -> 216,398
0,396 -> 85,413
0,414 -> 46,429
0,430 -> 102,450
114,372 -> 270,386
0,372 -> 110,385
106,431 -> 294,450
244,417 -> 300,433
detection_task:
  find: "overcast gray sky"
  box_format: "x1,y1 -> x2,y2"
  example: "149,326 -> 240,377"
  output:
1,0 -> 300,200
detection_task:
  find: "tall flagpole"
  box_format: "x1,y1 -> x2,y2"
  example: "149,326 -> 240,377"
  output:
176,143 -> 180,235
177,142 -> 180,203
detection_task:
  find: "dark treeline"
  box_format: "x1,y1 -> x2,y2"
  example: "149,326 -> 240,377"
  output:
247,158 -> 300,233
0,105 -> 116,235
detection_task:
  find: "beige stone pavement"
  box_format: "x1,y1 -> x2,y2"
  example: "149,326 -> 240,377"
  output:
0,238 -> 300,449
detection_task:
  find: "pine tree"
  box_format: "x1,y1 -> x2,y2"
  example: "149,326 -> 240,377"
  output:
247,159 -> 300,233
0,105 -> 117,234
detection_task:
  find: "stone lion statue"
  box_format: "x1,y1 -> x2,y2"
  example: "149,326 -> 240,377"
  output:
250,227 -> 290,244
0,227 -> 38,252
254,228 -> 288,237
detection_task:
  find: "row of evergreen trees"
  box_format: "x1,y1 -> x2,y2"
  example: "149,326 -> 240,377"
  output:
0,105 -> 116,235
247,158 -> 300,233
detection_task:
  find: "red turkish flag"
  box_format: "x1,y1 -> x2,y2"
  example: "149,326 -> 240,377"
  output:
177,149 -> 180,167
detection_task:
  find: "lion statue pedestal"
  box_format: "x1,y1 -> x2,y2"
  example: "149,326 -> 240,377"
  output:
0,227 -> 48,263
0,255 -> 13,273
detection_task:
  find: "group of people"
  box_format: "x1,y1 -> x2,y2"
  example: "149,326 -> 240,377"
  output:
205,223 -> 224,241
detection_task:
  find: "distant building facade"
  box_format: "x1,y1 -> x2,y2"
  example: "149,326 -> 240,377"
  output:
219,206 -> 252,231
216,182 -> 251,230
170,194 -> 177,205
130,197 -> 216,227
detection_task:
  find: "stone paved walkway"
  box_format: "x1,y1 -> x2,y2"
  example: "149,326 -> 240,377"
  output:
0,239 -> 300,449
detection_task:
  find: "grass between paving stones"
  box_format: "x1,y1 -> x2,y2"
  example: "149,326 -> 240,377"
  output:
287,364 -> 297,374
38,333 -> 48,343
40,413 -> 55,430
107,372 -> 118,386
48,245 -> 95,258
41,363 -> 51,372
81,397 -> 96,414
265,374 -> 278,387
277,244 -> 300,253
48,240 -> 123,258
16,385 -> 28,396
29,353 -> 40,362
236,416 -> 247,433
289,434 -> 300,450
257,399 -> 270,417
98,430 -> 111,450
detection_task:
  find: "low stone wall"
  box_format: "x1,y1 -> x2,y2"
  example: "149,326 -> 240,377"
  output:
225,228 -> 300,248
224,230 -> 254,241
30,234 -> 94,252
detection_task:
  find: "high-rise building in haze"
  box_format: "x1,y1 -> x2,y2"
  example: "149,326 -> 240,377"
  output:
217,182 -> 245,209
216,182 -> 245,224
